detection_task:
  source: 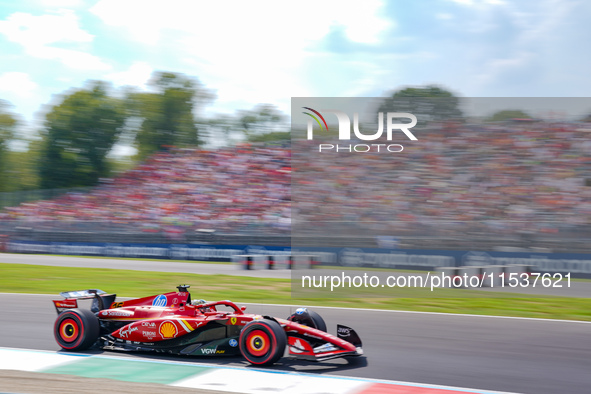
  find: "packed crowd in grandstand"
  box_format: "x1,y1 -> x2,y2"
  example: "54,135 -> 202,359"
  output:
1,146 -> 292,235
2,120 -> 590,239
294,120 -> 591,237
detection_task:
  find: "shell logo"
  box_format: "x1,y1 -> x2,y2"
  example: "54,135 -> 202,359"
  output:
159,321 -> 177,339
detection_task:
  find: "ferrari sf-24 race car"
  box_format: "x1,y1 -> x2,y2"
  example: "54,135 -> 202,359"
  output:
52,285 -> 363,366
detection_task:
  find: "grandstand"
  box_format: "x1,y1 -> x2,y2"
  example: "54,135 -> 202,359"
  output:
1,120 -> 591,253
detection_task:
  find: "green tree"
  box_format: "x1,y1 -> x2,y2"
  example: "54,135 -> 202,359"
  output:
206,114 -> 238,146
378,85 -> 462,127
128,72 -> 213,159
0,101 -> 18,192
39,81 -> 126,189
238,104 -> 286,138
2,144 -> 41,192
488,110 -> 532,122
247,131 -> 291,143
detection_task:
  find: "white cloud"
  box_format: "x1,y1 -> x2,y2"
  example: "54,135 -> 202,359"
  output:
0,10 -> 110,70
35,0 -> 86,7
91,0 -> 391,45
0,10 -> 92,47
0,72 -> 38,98
90,0 -> 391,105
105,62 -> 153,88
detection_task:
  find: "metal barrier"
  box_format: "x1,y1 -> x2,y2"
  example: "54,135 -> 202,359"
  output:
3,219 -> 591,253
232,254 -> 318,270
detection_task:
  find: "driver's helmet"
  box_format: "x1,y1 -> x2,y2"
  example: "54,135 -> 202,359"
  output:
191,299 -> 211,312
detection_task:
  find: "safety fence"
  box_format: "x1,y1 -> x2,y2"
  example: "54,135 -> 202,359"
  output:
232,254 -> 319,270
5,240 -> 591,277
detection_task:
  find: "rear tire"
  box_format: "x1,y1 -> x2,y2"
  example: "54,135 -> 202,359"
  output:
54,309 -> 99,351
239,319 -> 286,366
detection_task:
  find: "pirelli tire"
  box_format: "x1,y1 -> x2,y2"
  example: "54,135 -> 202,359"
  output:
54,308 -> 100,351
288,309 -> 327,332
307,310 -> 327,332
239,319 -> 287,366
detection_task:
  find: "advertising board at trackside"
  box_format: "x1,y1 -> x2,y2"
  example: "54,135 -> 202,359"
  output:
7,240 -> 591,277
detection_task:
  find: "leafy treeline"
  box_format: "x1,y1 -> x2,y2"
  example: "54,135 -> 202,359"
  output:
0,79 -> 563,193
0,100 -> 21,193
0,71 -> 288,192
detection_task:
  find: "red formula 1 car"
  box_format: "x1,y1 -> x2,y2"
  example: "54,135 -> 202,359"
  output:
52,285 -> 363,366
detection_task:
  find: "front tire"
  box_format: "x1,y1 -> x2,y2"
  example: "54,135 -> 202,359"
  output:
239,319 -> 286,366
54,309 -> 99,351
288,308 -> 327,332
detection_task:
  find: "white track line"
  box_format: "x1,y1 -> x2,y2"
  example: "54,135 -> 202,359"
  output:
0,347 -> 519,394
1,292 -> 589,324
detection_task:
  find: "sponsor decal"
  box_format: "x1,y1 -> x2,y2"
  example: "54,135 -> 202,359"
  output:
141,331 -> 157,339
111,302 -> 124,308
230,317 -> 237,325
200,347 -> 217,355
239,320 -> 249,325
290,339 -> 305,354
172,298 -> 179,305
314,343 -> 338,353
152,295 -> 167,307
288,337 -> 314,355
337,327 -> 351,337
295,307 -> 307,315
229,339 -> 238,347
104,310 -> 134,317
119,324 -> 138,338
141,322 -> 156,327
55,301 -> 77,307
177,319 -> 195,333
159,321 -> 177,339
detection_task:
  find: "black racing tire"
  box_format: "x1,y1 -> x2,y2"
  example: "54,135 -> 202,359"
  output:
54,308 -> 100,351
239,319 -> 287,366
288,308 -> 327,332
307,310 -> 327,332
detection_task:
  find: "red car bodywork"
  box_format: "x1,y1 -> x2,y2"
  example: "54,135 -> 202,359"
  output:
52,286 -> 363,365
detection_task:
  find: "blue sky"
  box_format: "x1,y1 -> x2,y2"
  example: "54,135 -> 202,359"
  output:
0,0 -> 589,130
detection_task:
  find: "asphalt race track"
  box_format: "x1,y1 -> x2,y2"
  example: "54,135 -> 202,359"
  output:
1,292 -> 590,394
0,253 -> 292,279
1,254 -> 591,393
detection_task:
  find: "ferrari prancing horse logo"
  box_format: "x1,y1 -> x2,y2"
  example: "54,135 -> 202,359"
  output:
230,317 -> 237,325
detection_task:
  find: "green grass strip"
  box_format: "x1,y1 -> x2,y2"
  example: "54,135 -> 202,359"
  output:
43,357 -> 209,384
1,263 -> 591,321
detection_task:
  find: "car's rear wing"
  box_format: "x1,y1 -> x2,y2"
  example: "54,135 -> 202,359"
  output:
53,289 -> 116,315
60,289 -> 107,299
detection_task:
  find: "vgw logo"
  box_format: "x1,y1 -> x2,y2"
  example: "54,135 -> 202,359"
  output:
303,107 -> 417,153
